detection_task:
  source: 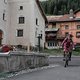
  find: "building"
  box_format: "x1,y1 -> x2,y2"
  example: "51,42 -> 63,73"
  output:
0,0 -> 8,45
45,9 -> 80,49
0,0 -> 47,51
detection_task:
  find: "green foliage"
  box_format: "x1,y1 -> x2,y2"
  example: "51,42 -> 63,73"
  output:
43,48 -> 80,56
43,48 -> 63,56
40,0 -> 80,15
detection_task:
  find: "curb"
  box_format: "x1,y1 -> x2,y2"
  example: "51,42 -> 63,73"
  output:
0,64 -> 59,80
49,55 -> 80,58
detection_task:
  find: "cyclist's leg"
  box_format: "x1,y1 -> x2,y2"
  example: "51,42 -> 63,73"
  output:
69,52 -> 72,61
63,51 -> 65,57
63,51 -> 66,61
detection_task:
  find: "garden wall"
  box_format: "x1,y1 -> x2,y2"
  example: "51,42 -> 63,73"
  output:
0,51 -> 49,72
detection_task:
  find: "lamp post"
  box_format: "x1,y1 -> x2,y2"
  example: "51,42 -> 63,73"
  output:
37,33 -> 42,52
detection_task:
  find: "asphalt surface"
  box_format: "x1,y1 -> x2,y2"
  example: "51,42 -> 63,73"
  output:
4,56 -> 80,80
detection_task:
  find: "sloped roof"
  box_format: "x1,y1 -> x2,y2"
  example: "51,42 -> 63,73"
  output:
74,9 -> 80,14
47,10 -> 80,23
36,0 -> 47,22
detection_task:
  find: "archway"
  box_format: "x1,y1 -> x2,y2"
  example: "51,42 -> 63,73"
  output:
0,30 -> 3,45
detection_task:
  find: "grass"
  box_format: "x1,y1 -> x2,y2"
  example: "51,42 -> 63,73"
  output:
72,48 -> 80,56
43,48 -> 80,56
0,72 -> 9,78
43,48 -> 63,56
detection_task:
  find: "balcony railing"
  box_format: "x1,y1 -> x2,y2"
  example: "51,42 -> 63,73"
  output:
45,28 -> 59,32
45,35 -> 57,41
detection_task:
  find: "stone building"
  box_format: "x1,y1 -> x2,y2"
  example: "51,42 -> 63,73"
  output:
0,0 -> 47,51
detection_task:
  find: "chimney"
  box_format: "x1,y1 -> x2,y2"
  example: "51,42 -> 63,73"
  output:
69,9 -> 74,19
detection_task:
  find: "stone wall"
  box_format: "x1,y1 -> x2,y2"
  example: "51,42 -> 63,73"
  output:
0,51 -> 49,72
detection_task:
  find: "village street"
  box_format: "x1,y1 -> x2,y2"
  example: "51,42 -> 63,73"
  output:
4,56 -> 80,80
0,0 -> 80,80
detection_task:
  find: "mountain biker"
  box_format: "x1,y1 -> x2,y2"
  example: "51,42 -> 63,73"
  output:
62,34 -> 74,61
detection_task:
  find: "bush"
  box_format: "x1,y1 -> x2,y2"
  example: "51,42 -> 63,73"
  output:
74,47 -> 80,52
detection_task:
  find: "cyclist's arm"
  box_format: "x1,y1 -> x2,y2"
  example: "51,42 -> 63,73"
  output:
62,38 -> 67,47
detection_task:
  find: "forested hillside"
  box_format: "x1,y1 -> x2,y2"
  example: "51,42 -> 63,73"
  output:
40,0 -> 80,15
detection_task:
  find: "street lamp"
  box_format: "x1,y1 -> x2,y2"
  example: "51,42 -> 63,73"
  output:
37,32 -> 42,52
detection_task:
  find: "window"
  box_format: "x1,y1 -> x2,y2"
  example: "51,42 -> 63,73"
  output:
19,17 -> 25,24
3,13 -> 5,20
76,32 -> 80,38
65,32 -> 69,37
48,42 -> 53,47
3,10 -> 6,21
35,28 -> 38,37
36,18 -> 39,26
77,25 -> 80,29
17,29 -> 23,37
65,25 -> 69,29
48,42 -> 57,47
50,43 -> 52,46
20,6 -> 23,10
4,0 -> 7,4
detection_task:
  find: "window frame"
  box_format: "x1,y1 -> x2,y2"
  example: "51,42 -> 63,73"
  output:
17,29 -> 23,37
65,32 -> 69,37
20,6 -> 23,10
3,13 -> 5,20
4,0 -> 7,4
76,32 -> 80,38
19,17 -> 25,24
65,25 -> 69,30
77,25 -> 80,30
36,18 -> 39,26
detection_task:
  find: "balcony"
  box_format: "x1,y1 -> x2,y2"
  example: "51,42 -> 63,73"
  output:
45,33 -> 57,41
45,28 -> 59,32
57,34 -> 65,41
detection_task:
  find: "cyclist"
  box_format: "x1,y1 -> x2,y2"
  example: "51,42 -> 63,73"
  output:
62,34 -> 74,61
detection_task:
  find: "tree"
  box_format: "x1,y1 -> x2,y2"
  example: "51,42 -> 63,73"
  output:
40,0 -> 80,15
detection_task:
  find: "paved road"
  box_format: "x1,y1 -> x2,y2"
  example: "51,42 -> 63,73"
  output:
4,57 -> 80,80
49,56 -> 80,66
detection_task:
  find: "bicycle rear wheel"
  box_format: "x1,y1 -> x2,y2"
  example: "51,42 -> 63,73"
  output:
64,59 -> 68,67
64,54 -> 69,67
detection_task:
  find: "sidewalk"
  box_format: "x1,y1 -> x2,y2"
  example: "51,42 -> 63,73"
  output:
49,55 -> 80,58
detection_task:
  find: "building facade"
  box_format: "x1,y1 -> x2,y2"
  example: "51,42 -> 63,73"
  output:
0,0 -> 47,51
45,9 -> 80,49
0,0 -> 9,45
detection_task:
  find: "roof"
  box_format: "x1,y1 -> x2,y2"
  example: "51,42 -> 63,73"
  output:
36,0 -> 47,22
47,15 -> 63,22
74,9 -> 80,14
47,9 -> 80,23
